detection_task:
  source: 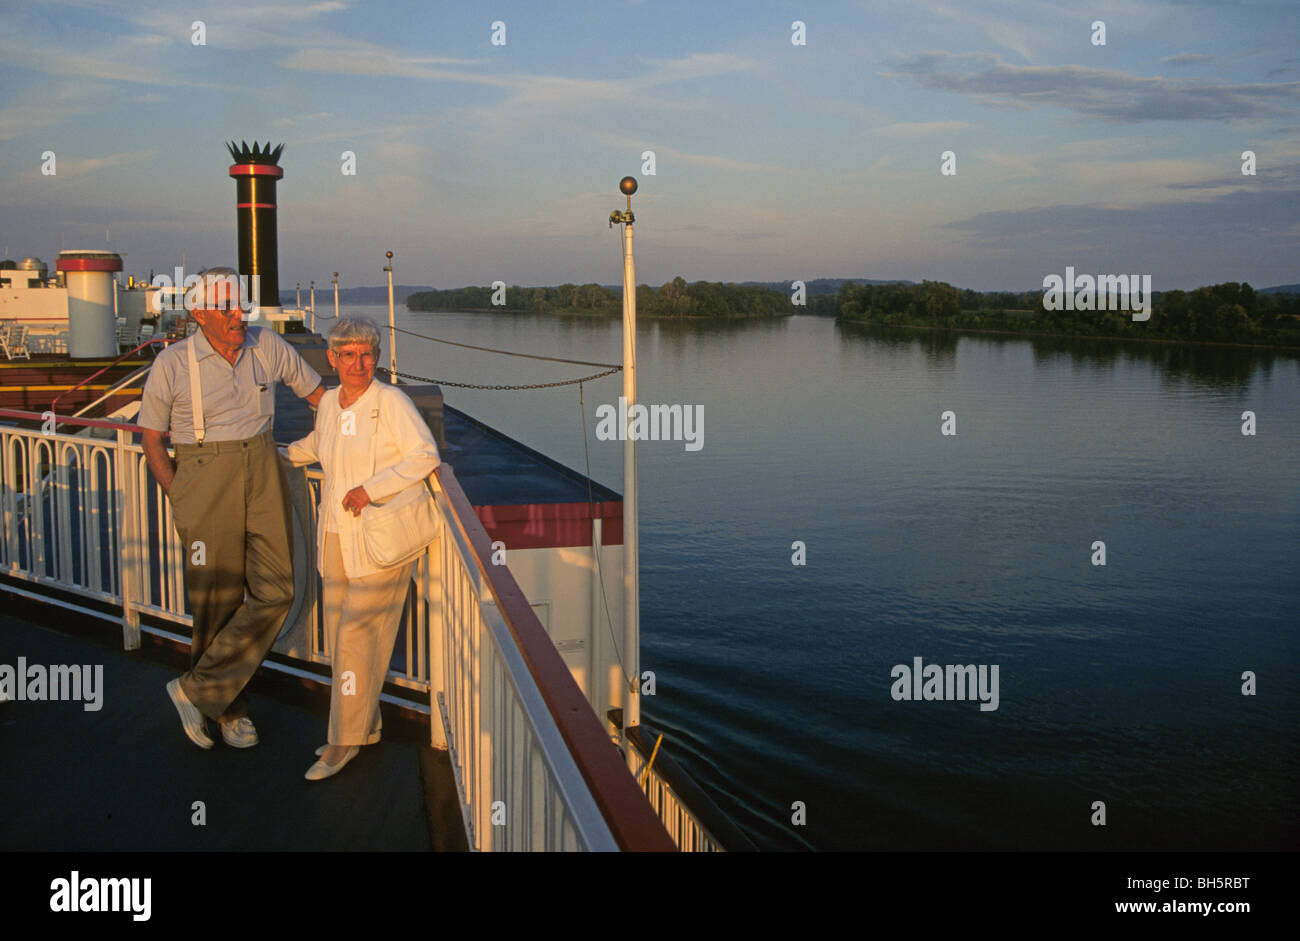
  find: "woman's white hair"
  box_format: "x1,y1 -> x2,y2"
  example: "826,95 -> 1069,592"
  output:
328,317 -> 382,353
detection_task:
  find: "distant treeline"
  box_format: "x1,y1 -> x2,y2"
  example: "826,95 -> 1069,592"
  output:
406,277 -> 789,318
278,285 -> 432,306
833,280 -> 1300,345
405,276 -> 1300,343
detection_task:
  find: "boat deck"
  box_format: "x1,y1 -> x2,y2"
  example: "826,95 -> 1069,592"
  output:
0,602 -> 463,851
0,366 -> 620,852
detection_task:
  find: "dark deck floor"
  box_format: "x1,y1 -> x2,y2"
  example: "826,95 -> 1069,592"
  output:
0,610 -> 436,851
441,405 -> 620,506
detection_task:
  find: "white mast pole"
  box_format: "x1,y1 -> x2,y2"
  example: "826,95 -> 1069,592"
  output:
384,251 -> 397,383
616,177 -> 640,731
310,279 -> 316,333
333,271 -> 339,323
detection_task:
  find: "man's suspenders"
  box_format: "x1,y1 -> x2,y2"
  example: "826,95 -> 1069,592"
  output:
187,337 -> 205,445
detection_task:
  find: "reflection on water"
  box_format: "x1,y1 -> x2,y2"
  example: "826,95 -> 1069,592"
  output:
379,307 -> 1300,851
839,320 -> 1292,391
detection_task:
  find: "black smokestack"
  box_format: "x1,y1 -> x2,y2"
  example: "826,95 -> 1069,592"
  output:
226,140 -> 284,310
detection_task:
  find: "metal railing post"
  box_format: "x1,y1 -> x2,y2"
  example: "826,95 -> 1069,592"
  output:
116,427 -> 141,649
426,517 -> 448,749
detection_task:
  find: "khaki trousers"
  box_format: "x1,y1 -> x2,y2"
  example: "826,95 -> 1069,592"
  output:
170,429 -> 294,721
320,532 -> 413,746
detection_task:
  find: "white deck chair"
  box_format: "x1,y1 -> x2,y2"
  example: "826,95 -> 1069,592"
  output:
138,322 -> 157,356
2,324 -> 32,360
119,322 -> 141,352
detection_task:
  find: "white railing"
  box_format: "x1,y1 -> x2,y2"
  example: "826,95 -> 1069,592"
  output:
0,413 -> 670,852
427,469 -> 616,850
0,422 -> 425,694
1,425 -> 127,617
626,748 -> 723,852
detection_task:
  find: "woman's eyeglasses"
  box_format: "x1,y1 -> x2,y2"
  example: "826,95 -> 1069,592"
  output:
333,349 -> 376,366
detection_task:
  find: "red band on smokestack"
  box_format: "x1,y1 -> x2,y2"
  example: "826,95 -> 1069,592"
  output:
57,257 -> 123,272
228,164 -> 284,178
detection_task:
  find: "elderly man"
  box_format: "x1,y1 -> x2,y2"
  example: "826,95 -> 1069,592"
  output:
139,267 -> 324,749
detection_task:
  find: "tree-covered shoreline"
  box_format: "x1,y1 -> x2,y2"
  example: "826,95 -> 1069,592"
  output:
407,277 -> 790,319
828,280 -> 1300,348
406,276 -> 1300,348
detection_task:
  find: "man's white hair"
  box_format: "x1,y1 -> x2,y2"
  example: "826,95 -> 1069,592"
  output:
187,266 -> 241,312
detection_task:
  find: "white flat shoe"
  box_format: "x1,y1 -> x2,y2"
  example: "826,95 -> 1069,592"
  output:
315,729 -> 380,756
305,745 -> 359,781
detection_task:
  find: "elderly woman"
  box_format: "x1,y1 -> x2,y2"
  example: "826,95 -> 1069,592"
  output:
284,317 -> 441,780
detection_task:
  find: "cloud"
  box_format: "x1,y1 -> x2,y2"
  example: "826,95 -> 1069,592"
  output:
873,120 -> 973,138
1061,157 -> 1238,193
859,0 -> 1042,62
886,51 -> 1300,122
10,0 -> 353,72
1159,53 -> 1214,67
0,29 -> 233,90
281,47 -> 507,85
0,150 -> 157,198
0,83 -> 96,142
272,111 -> 334,127
633,51 -> 754,86
974,149 -> 1042,179
586,135 -> 790,174
282,44 -> 753,110
1165,161 -> 1300,189
945,185 -> 1300,243
251,1 -> 347,21
649,146 -> 785,174
0,35 -> 179,86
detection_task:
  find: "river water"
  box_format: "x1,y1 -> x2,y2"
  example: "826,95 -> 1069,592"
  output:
344,305 -> 1299,851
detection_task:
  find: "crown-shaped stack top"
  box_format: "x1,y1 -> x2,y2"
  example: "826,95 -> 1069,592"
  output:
226,141 -> 285,165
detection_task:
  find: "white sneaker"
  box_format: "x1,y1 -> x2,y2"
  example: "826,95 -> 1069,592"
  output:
166,679 -> 214,749
219,716 -> 259,748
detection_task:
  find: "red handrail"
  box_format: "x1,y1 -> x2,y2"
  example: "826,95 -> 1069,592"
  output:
434,463 -> 676,851
0,407 -> 148,434
48,336 -> 175,411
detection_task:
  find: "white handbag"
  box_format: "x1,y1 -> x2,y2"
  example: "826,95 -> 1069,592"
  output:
358,403 -> 440,568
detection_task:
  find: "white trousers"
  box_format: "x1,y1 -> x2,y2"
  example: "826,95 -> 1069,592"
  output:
321,532 -> 414,746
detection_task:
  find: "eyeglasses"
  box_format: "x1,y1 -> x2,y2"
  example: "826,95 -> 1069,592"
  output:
333,349 -> 376,366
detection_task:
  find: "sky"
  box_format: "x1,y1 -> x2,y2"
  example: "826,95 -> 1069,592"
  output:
1,0 -> 1297,293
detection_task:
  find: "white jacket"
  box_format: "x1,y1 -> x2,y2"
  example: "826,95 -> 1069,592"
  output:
286,380 -> 441,578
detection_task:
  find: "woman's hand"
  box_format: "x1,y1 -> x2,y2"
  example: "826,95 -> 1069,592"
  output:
342,485 -> 372,516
